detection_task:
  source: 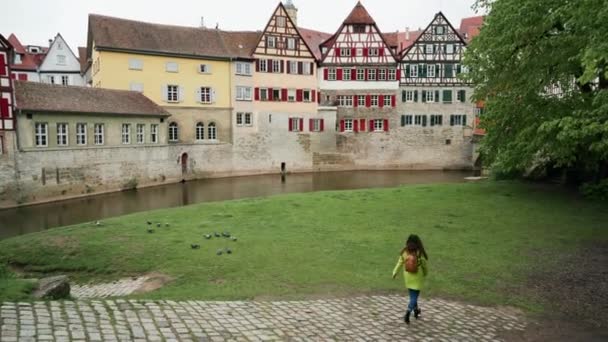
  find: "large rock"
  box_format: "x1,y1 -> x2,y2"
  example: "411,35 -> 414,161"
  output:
33,275 -> 70,299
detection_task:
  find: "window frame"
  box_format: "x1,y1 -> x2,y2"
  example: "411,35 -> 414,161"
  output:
199,87 -> 212,103
368,68 -> 376,81
411,65 -> 419,78
338,95 -> 354,107
426,90 -> 435,102
344,119 -> 353,132
343,68 -> 352,81
369,48 -> 379,56
168,122 -> 179,142
35,122 -> 48,147
166,85 -> 179,102
383,95 -> 392,107
373,119 -> 384,132
150,124 -> 159,144
287,38 -> 296,50
370,95 -> 379,107
94,123 -> 104,145
57,123 -> 69,146
207,122 -> 217,140
121,123 -> 131,145
340,48 -> 351,57
272,60 -> 281,73
328,68 -> 336,81
259,59 -> 268,72
76,123 -> 87,146
165,62 -> 179,73
388,69 -> 396,81
357,96 -> 366,107
196,122 -> 205,140
136,124 -> 145,144
236,86 -> 252,101
378,69 -> 387,81
405,90 -> 414,103
357,68 -> 365,81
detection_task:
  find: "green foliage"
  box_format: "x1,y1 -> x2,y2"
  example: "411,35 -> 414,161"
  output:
465,0 -> 608,181
0,263 -> 36,302
580,179 -> 608,200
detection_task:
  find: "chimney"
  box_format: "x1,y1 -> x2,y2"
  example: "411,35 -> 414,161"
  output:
405,27 -> 410,40
284,0 -> 298,26
200,17 -> 205,28
48,39 -> 53,47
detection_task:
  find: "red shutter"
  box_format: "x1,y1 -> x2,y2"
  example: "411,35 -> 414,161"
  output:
312,90 -> 316,102
281,60 -> 285,73
256,59 -> 260,72
0,55 -> 6,76
369,120 -> 374,132
320,119 -> 325,132
323,68 -> 328,80
268,59 -> 273,72
337,68 -> 343,81
289,118 -> 293,132
384,119 -> 389,131
396,69 -> 401,80
299,118 -> 303,131
351,68 -> 357,80
287,61 -> 291,74
359,119 -> 366,132
318,92 -> 321,104
282,88 -> 288,102
353,95 -> 358,108
18,74 -> 27,81
379,95 -> 384,108
335,48 -> 341,57
391,95 -> 396,107
10,73 -> 16,80
268,88 -> 274,101
340,119 -> 345,132
0,98 -> 9,118
298,62 -> 303,75
363,48 -> 368,57
365,95 -> 371,107
351,48 -> 356,57
309,119 -> 313,132
354,119 -> 359,133
296,89 -> 303,102
379,48 -> 385,56
254,87 -> 260,101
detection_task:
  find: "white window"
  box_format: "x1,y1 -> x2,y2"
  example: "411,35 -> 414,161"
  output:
259,59 -> 268,72
370,95 -> 379,107
236,62 -> 251,75
277,17 -> 286,27
121,124 -> 131,144
199,87 -> 212,103
236,86 -> 252,101
94,124 -> 104,145
244,113 -> 252,126
57,123 -> 68,146
61,76 -> 69,86
411,65 -> 418,78
378,69 -> 386,81
237,113 -> 253,127
168,122 -> 178,142
272,60 -> 281,73
129,59 -> 143,70
425,44 -> 434,54
288,89 -> 296,102
260,88 -> 269,101
57,55 -> 66,65
290,118 -> 301,132
76,123 -> 87,145
383,96 -> 391,107
358,96 -> 365,107
35,123 -> 48,147
340,48 -> 351,56
302,62 -> 311,75
311,119 -> 322,132
446,44 -> 454,54
303,90 -> 311,102
47,75 -> 55,84
328,68 -> 336,81
368,68 -> 376,81
166,85 -> 179,102
267,36 -> 276,48
369,48 -> 379,56
196,122 -> 204,140
150,124 -> 158,143
199,64 -> 211,74
357,68 -> 365,81
289,61 -> 298,74
388,69 -> 396,81
136,124 -> 145,144
287,38 -> 296,50
208,122 -> 217,140
426,90 -> 435,102
166,62 -> 179,73
406,90 -> 414,102
343,68 -> 351,81
344,119 -> 353,132
428,65 -> 436,78
130,82 -> 144,92
236,113 -> 243,126
338,95 -> 353,107
435,26 -> 445,35
373,119 -> 384,132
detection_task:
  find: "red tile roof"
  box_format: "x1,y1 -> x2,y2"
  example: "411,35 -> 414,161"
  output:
344,1 -> 376,25
385,30 -> 423,53
78,46 -> 89,74
7,34 -> 25,54
7,34 -> 47,71
459,15 -> 484,42
298,27 -> 332,60
218,31 -> 262,59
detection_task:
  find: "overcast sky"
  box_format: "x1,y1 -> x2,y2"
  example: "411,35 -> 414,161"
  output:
1,0 -> 482,50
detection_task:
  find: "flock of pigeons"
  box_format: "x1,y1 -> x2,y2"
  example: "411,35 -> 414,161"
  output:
144,220 -> 237,255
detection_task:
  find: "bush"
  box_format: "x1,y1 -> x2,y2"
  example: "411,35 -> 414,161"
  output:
580,179 -> 608,200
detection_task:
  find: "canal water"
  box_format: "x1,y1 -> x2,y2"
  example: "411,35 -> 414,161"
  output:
0,170 -> 471,239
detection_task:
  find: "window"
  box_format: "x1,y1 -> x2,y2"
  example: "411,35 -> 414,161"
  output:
267,36 -> 276,48
289,61 -> 298,74
287,38 -> 296,50
236,113 -> 243,126
435,26 -> 445,35
426,90 -> 435,102
121,124 -> 131,144
166,85 -> 179,102
303,90 -> 311,102
358,96 -> 366,107
457,90 -> 467,103
196,122 -> 204,140
272,60 -> 281,73
57,42 -> 63,50
136,124 -> 145,144
272,89 -> 281,101
199,64 -> 211,73
405,90 -> 415,102
166,62 -> 178,73
236,62 -> 251,75
369,48 -> 379,56
150,124 -> 158,144
450,115 -> 467,126
61,76 -> 69,86
168,122 -> 178,142
383,96 -> 392,107
277,17 -> 286,27
353,24 -> 366,33
129,59 -> 143,70
287,89 -> 296,102
443,89 -> 453,103
130,82 -> 144,92
35,123 -> 48,147
428,65 -> 436,78
57,55 -> 66,65
237,113 -> 253,126
402,115 -> 413,126
357,68 -> 365,81
445,64 -> 454,78
370,95 -> 379,107
414,115 -> 427,126
378,69 -> 386,81
340,48 -> 351,57
47,75 -> 55,84
328,68 -> 336,81
388,69 -> 396,81
311,119 -> 323,132
368,68 -> 376,81
94,124 -> 104,145
373,119 -> 384,132
430,115 -> 443,126
244,113 -> 252,126
199,87 -> 212,103
343,68 -> 351,81
302,62 -> 311,75
446,44 -> 454,54
411,65 -> 418,78
338,95 -> 353,107
259,59 -> 268,72
208,122 -> 217,140
236,86 -> 252,101
344,119 -> 353,132
260,88 -> 269,101
57,123 -> 68,146
425,44 -> 434,54
76,123 -> 87,145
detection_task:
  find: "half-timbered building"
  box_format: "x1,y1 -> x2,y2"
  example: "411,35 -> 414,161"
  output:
0,34 -> 15,157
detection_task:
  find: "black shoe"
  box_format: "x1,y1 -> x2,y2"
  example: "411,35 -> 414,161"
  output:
414,307 -> 421,319
404,310 -> 411,324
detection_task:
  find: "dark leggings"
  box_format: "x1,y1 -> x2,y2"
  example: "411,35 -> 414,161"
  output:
407,289 -> 420,311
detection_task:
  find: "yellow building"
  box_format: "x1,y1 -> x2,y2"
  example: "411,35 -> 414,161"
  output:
87,15 -> 233,144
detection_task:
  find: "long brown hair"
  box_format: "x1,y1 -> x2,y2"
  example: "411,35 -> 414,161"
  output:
400,234 -> 428,260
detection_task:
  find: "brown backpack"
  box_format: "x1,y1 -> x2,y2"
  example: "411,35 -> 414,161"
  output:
405,253 -> 418,273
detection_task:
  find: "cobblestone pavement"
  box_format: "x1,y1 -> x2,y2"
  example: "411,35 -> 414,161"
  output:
71,277 -> 150,299
0,296 -> 526,341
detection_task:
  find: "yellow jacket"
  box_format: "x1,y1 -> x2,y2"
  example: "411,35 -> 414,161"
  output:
392,252 -> 428,290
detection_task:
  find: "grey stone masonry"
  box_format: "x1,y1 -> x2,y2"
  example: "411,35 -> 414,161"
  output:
0,296 -> 526,341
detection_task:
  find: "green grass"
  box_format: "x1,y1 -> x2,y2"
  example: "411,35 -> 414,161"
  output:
1,181 -> 606,311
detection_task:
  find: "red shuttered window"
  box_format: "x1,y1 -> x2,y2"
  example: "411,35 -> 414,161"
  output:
391,95 -> 396,107
299,118 -> 303,132
323,68 -> 328,80
281,89 -> 288,102
353,119 -> 359,133
379,95 -> 384,108
335,48 -> 341,57
363,48 -> 368,57
288,118 -> 293,131
309,119 -> 314,132
268,88 -> 274,101
353,95 -> 358,108
18,74 -> 28,81
365,95 -> 371,107
351,48 -> 356,57
340,119 -> 345,132
336,69 -> 343,81
0,98 -> 9,118
254,88 -> 260,101
0,55 -> 6,76
396,69 -> 401,80
351,69 -> 357,80
296,89 -> 303,102
312,90 -> 316,103
369,120 -> 374,132
384,119 -> 389,131
320,119 -> 324,132
359,119 -> 366,132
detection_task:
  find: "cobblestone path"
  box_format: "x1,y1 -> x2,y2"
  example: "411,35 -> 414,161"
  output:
1,296 -> 526,341
71,277 -> 150,299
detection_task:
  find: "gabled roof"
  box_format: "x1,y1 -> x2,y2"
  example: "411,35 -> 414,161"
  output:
88,14 -> 232,59
344,1 -> 376,25
0,34 -> 12,51
7,34 -> 25,54
298,27 -> 332,60
39,33 -> 81,72
78,47 -> 89,74
7,34 -> 46,71
14,81 -> 170,117
219,31 -> 262,59
383,30 -> 422,51
399,12 -> 467,57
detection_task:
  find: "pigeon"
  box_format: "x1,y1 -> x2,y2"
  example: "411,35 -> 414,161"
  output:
95,221 -> 101,226
216,249 -> 223,255
147,221 -> 152,225
231,237 -> 237,242
157,223 -> 161,228
204,234 -> 212,239
147,228 -> 154,233
222,232 -> 231,237
191,244 -> 200,249
225,248 -> 232,254
214,232 -> 221,237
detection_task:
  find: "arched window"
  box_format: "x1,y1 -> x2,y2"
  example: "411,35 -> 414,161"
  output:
195,122 -> 204,141
208,122 -> 217,140
168,122 -> 179,142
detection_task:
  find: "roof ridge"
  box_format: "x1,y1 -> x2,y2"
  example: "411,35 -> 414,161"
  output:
89,13 -> 221,32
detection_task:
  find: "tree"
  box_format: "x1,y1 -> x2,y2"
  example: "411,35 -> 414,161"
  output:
465,0 -> 608,184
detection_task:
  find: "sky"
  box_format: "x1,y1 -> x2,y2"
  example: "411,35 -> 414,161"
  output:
1,0 -> 483,51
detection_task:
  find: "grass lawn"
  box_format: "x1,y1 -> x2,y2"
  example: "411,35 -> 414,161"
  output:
1,181 -> 607,311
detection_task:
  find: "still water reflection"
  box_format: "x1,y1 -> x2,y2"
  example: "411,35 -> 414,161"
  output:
0,170 -> 470,239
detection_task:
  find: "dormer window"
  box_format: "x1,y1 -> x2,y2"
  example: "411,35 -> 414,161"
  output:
14,54 -> 22,64
353,25 -> 366,33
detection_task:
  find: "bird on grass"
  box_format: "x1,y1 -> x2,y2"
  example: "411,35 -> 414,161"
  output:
95,221 -> 101,226
216,249 -> 223,255
225,248 -> 232,254
214,232 -> 221,237
147,221 -> 152,225
147,228 -> 154,233
157,223 -> 161,228
191,244 -> 200,249
222,232 -> 231,238
204,234 -> 212,239
231,237 -> 237,242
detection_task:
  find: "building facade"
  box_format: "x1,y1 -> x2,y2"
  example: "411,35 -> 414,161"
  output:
38,34 -> 85,86
0,34 -> 16,155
